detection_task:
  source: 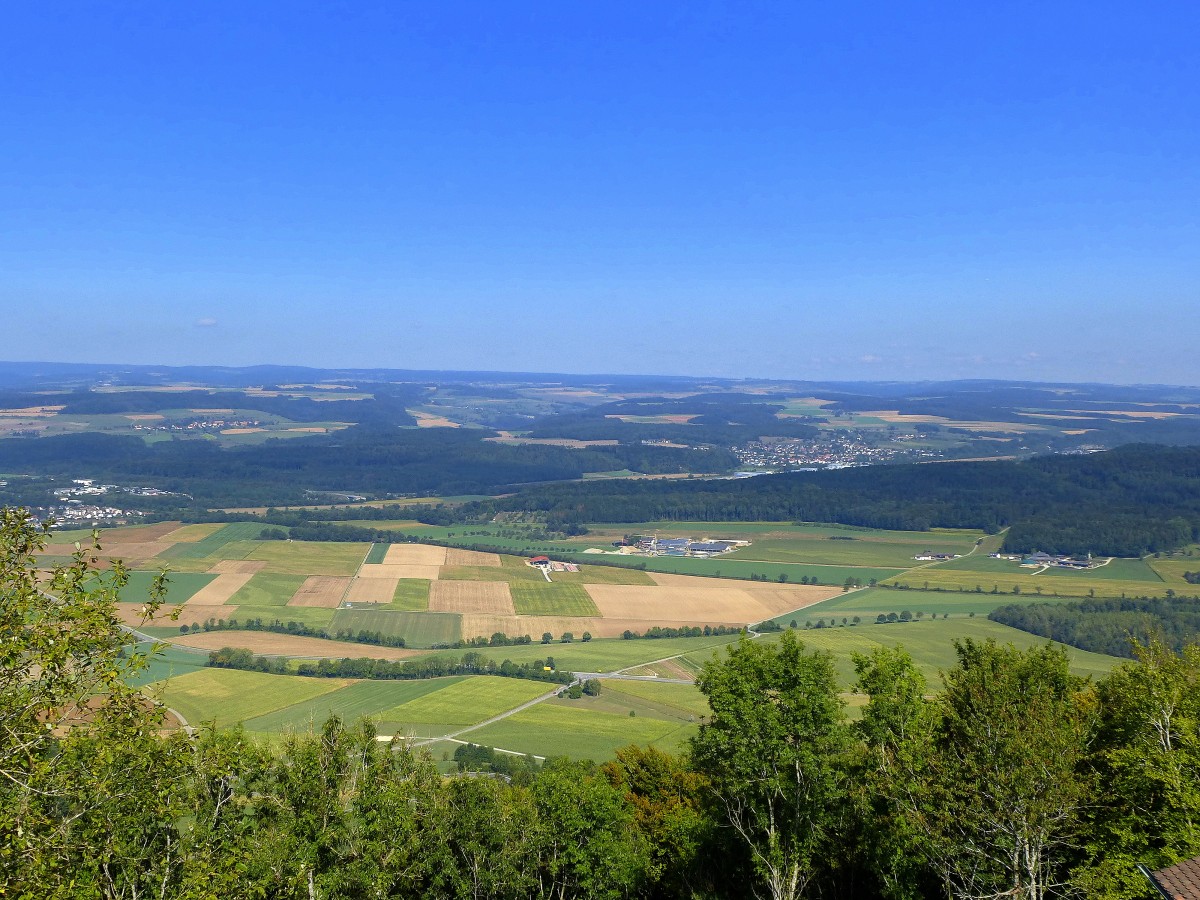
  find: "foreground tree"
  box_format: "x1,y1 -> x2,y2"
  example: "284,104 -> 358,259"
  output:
909,640 -> 1095,900
690,632 -> 850,900
0,507 -> 188,897
1076,639 -> 1200,898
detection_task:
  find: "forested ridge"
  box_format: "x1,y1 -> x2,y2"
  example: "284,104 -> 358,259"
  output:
470,444 -> 1200,556
0,427 -> 735,506
990,596 -> 1200,657
6,509 -> 1200,900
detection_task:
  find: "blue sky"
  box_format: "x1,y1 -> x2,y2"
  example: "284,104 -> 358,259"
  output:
3,2 -> 1197,383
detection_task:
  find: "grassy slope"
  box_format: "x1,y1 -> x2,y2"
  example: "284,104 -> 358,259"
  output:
391,579 -> 431,610
377,676 -> 552,727
329,608 -> 461,646
242,678 -> 462,732
227,574 -> 307,606
153,668 -> 350,726
509,582 -> 601,616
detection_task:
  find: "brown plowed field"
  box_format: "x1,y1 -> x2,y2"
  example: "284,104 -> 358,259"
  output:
44,541 -> 174,565
384,544 -> 447,566
358,563 -> 442,581
445,548 -> 502,567
186,574 -> 254,605
208,559 -> 268,575
161,523 -> 225,542
168,630 -> 423,660
116,602 -> 193,627
95,522 -> 182,543
288,576 -> 350,607
430,581 -> 516,615
345,577 -> 400,605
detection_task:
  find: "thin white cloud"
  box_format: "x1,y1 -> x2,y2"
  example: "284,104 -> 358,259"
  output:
195,317 -> 218,327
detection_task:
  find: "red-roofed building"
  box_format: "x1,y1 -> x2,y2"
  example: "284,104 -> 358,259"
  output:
1143,857 -> 1200,899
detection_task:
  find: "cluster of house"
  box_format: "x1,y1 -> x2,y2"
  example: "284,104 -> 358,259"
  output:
912,551 -> 962,561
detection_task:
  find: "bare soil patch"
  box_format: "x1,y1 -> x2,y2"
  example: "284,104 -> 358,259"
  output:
288,576 -> 351,607
168,631 -> 423,660
186,574 -> 254,605
208,559 -> 268,575
345,578 -> 400,605
358,563 -> 442,581
445,548 -> 502,567
430,581 -> 516,615
384,544 -> 447,566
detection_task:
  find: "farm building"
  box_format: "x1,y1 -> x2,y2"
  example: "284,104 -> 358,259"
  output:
527,556 -> 551,568
690,541 -> 734,554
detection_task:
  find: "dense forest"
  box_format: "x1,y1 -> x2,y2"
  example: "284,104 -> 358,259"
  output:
990,596 -> 1200,657
0,427 -> 736,507
465,444 -> 1200,556
6,509 -> 1200,900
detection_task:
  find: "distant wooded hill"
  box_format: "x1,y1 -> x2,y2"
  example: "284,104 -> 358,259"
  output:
990,597 -> 1200,657
472,444 -> 1200,557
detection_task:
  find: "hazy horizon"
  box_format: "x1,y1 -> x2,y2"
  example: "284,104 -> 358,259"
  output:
4,3 -> 1196,383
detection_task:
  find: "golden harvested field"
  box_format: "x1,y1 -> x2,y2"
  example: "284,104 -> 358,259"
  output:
584,582 -> 829,624
358,563 -> 442,581
344,578 -> 400,604
288,576 -> 350,607
162,523 -> 226,542
429,581 -> 515,615
208,559 -> 268,575
458,613 -> 601,640
384,544 -> 447,566
170,630 -> 424,659
186,573 -> 254,605
445,548 -> 502,567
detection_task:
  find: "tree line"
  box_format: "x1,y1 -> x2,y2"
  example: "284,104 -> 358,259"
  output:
208,646 -> 574,685
989,595 -> 1200,657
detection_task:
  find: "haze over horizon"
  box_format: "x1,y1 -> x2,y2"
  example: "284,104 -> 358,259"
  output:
3,3 -> 1197,383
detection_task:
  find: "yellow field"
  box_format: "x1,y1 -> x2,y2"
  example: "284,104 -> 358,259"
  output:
384,544 -> 447,566
162,523 -> 226,542
358,563 -> 442,580
175,604 -> 240,627
345,578 -> 399,604
186,573 -> 254,605
429,581 -> 516,615
445,548 -> 502,567
458,613 -> 602,640
887,568 -> 1172,598
288,576 -> 350,607
208,559 -> 268,575
585,580 -> 834,624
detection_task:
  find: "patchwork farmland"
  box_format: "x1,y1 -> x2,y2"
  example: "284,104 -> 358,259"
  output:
40,520 -> 1141,758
